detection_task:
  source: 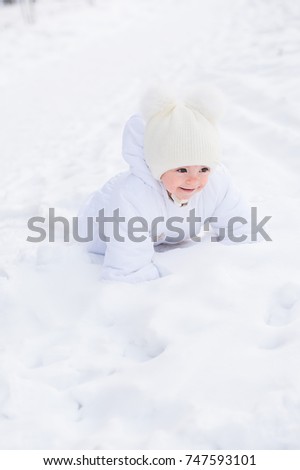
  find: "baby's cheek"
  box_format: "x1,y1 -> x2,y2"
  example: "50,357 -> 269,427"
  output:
196,177 -> 209,191
202,175 -> 209,186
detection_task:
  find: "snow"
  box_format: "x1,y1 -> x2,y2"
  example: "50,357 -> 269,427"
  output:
1,0 -> 300,450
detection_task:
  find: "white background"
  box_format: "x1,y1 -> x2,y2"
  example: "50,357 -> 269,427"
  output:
0,0 -> 300,450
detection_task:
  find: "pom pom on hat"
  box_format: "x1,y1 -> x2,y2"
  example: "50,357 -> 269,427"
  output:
184,84 -> 226,124
140,86 -> 176,122
141,84 -> 226,124
141,84 -> 225,179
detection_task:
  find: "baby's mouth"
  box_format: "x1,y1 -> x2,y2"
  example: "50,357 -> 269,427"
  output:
179,187 -> 195,192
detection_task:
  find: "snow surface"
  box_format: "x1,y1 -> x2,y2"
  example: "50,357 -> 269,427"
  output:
0,0 -> 300,450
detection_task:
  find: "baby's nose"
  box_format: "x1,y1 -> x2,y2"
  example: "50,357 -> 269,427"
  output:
185,175 -> 198,184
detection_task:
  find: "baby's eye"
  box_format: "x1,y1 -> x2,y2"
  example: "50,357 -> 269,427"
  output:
200,167 -> 210,173
176,168 -> 187,173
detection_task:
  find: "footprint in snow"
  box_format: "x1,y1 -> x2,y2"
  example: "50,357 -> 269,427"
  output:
265,282 -> 300,327
122,333 -> 166,362
111,320 -> 167,362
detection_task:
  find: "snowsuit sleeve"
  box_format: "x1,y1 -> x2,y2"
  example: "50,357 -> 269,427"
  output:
102,188 -> 161,283
209,168 -> 256,244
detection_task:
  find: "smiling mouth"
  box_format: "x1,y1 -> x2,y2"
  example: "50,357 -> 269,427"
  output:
179,187 -> 196,191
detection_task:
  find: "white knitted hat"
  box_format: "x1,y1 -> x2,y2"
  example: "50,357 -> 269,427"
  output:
141,85 -> 225,179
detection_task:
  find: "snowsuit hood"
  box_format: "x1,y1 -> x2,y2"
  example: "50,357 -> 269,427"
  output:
122,114 -> 161,190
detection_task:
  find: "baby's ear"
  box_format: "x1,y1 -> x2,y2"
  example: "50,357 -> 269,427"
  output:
140,86 -> 176,122
184,84 -> 227,124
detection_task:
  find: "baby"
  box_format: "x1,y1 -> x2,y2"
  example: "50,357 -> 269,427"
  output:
78,86 -> 255,282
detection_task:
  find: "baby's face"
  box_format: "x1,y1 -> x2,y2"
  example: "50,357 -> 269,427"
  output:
160,165 -> 211,201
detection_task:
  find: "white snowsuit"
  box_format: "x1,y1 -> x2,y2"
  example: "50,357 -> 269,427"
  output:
78,114 -> 254,282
